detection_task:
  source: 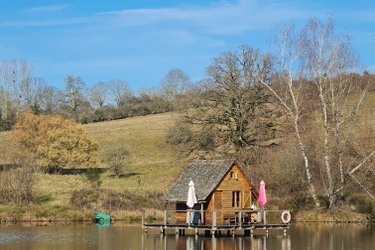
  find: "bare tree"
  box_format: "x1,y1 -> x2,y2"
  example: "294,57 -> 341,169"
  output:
0,59 -> 32,119
160,69 -> 190,99
89,81 -> 108,108
41,86 -> 64,113
100,139 -> 132,178
179,45 -> 277,158
22,77 -> 48,112
0,139 -> 36,204
108,79 -> 132,107
160,69 -> 191,109
260,18 -> 373,208
65,75 -> 85,112
258,23 -> 320,207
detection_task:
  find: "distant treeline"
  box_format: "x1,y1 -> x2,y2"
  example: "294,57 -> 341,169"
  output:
1,60 -> 374,132
0,65 -> 194,130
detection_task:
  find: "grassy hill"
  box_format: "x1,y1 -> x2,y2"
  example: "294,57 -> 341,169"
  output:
84,112 -> 187,192
1,93 -> 374,221
0,112 -> 188,219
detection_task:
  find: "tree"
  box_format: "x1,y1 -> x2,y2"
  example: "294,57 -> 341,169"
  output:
259,18 -> 373,208
41,86 -> 64,113
89,81 -> 108,108
84,168 -> 102,188
160,69 -> 191,109
10,112 -> 98,170
100,139 -> 132,178
0,137 -> 36,204
0,59 -> 32,128
177,45 -> 277,158
23,77 -> 48,114
108,79 -> 132,107
64,75 -> 85,112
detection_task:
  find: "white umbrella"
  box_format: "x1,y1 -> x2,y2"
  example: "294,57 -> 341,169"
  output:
186,180 -> 197,225
186,180 -> 197,208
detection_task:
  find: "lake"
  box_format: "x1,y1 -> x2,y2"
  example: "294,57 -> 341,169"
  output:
0,223 -> 374,250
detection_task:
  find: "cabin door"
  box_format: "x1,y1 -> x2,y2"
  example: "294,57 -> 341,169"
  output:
214,191 -> 222,224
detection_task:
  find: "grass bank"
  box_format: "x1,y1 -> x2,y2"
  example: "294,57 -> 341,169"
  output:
0,111 -> 374,223
0,112 -> 187,221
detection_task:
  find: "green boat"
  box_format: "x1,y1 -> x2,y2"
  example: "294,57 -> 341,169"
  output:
95,212 -> 112,225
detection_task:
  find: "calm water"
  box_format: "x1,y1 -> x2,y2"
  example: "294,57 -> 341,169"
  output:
0,223 -> 374,250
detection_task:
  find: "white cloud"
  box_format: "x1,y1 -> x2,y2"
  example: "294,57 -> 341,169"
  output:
0,17 -> 90,28
1,1 -> 314,34
24,4 -> 70,13
96,0 -> 313,35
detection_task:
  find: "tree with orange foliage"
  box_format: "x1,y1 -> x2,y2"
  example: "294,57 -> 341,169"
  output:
10,112 -> 98,170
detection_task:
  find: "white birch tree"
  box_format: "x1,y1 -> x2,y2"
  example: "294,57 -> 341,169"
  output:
260,18 -> 374,208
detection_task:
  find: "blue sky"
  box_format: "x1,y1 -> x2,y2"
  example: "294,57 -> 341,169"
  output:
0,0 -> 374,91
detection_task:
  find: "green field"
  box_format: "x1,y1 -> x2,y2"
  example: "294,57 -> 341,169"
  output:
84,112 -> 187,192
0,112 -> 188,219
1,95 -> 375,221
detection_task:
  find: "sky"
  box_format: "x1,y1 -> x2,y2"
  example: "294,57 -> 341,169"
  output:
0,0 -> 375,91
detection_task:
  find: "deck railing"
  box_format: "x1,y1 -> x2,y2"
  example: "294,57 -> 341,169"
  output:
143,209 -> 291,227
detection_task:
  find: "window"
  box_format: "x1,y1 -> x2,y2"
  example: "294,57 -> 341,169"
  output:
232,191 -> 241,207
229,171 -> 238,180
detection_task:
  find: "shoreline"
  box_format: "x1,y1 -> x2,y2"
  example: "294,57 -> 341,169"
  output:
0,209 -> 372,225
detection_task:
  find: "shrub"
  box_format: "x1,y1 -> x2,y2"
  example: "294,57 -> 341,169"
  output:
70,189 -> 100,209
70,189 -> 163,211
84,168 -> 102,187
10,112 -> 98,169
349,194 -> 375,215
0,142 -> 36,204
100,139 -> 132,177
166,124 -> 192,145
100,189 -> 162,210
285,193 -> 315,214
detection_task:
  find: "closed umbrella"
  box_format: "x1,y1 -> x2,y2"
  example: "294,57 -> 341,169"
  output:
186,180 -> 197,224
186,180 -> 197,208
258,180 -> 267,206
257,180 -> 267,224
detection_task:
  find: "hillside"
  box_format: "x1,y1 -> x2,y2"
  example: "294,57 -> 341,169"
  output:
0,112 -> 188,213
84,112 -> 187,191
1,94 -> 375,221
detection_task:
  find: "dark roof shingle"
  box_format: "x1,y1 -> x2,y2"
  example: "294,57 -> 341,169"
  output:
165,159 -> 236,202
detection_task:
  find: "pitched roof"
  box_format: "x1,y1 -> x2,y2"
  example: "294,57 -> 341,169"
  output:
165,159 -> 237,202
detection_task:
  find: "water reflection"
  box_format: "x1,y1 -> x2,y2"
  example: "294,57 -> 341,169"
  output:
1,223 -> 375,250
147,234 -> 291,250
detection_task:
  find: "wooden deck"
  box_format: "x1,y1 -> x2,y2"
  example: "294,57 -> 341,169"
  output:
142,209 -> 290,237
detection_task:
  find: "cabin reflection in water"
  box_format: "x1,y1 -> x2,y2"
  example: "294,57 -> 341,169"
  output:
141,234 -> 291,250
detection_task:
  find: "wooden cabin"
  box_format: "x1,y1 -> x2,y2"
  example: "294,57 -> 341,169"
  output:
165,160 -> 258,225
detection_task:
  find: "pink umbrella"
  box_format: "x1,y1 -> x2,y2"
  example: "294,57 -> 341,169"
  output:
258,180 -> 268,206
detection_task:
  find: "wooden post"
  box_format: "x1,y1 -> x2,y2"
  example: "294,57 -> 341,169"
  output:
211,235 -> 217,249
211,210 -> 217,237
264,210 -> 267,225
200,202 -> 205,224
141,209 -> 145,229
163,234 -> 167,250
238,210 -> 242,228
212,210 -> 217,227
163,210 -> 167,225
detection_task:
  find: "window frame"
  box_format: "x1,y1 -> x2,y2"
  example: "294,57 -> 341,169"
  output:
232,191 -> 241,208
